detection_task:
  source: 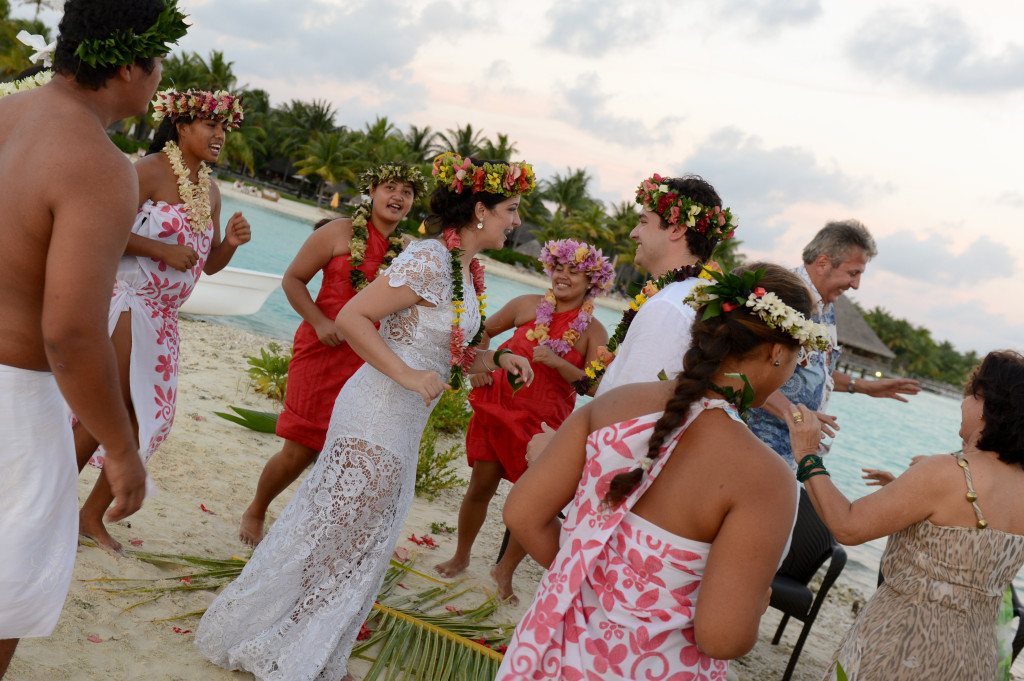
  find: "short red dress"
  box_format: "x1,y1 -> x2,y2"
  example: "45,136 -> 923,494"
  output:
275,222 -> 388,451
466,308 -> 585,482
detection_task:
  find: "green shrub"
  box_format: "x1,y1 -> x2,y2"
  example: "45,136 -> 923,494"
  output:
429,388 -> 472,434
416,425 -> 466,499
246,342 -> 292,404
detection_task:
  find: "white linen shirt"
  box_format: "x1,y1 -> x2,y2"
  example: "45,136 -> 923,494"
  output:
594,278 -> 702,397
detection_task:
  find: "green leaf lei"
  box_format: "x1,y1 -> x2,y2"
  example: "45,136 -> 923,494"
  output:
74,0 -> 189,69
572,264 -> 704,396
348,204 -> 405,292
709,373 -> 756,420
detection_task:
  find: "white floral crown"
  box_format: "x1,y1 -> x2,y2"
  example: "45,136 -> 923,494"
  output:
684,269 -> 830,351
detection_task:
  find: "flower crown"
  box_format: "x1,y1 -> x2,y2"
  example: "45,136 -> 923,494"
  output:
359,162 -> 427,196
684,268 -> 830,351
0,69 -> 53,99
152,89 -> 244,130
636,174 -> 736,242
73,0 -> 189,70
538,239 -> 615,300
431,152 -> 536,197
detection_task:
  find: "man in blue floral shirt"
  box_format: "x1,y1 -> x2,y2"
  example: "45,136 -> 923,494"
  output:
747,220 -> 921,470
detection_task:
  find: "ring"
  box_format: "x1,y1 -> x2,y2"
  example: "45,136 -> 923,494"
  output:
791,412 -> 803,423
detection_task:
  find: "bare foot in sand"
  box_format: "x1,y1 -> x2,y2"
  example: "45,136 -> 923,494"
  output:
238,509 -> 265,548
490,565 -> 518,607
79,513 -> 124,557
434,554 -> 469,579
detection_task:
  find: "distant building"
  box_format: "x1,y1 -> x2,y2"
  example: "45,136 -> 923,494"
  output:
834,296 -> 895,377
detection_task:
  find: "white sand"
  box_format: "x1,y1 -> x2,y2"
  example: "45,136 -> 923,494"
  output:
4,318 -> 870,681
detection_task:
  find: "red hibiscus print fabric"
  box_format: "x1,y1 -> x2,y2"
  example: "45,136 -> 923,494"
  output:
87,201 -> 213,472
496,402 -> 737,680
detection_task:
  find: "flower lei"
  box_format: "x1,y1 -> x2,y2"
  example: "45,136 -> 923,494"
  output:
526,291 -> 595,357
571,264 -> 708,396
0,69 -> 52,99
163,141 -> 211,233
347,203 -> 405,292
445,229 -> 487,390
432,152 -> 536,197
152,89 -> 244,130
636,174 -> 736,242
683,268 -> 831,351
74,0 -> 189,69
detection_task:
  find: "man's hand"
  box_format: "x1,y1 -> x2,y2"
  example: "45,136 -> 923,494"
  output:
224,212 -> 252,247
862,377 -> 921,402
103,450 -> 147,522
159,243 -> 200,272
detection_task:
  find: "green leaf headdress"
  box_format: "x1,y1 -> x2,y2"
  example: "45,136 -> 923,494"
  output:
359,162 -> 428,197
74,0 -> 189,70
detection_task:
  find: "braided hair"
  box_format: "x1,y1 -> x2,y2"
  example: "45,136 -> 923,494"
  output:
602,263 -> 814,507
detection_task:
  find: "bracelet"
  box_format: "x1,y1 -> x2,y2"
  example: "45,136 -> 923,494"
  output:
796,454 -> 828,482
492,349 -> 513,370
848,378 -> 857,394
482,352 -> 496,372
799,468 -> 830,482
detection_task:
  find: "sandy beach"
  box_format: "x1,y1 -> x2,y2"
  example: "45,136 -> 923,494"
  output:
4,315 -> 874,681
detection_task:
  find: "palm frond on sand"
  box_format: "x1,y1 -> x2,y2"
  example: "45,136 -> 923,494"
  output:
82,542 -> 514,679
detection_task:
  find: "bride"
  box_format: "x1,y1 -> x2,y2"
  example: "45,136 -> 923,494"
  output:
196,153 -> 536,681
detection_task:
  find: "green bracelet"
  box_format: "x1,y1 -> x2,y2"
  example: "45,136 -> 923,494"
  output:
796,453 -> 824,474
492,349 -> 513,369
798,468 -> 830,483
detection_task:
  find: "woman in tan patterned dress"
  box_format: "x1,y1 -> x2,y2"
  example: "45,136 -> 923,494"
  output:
787,350 -> 1024,680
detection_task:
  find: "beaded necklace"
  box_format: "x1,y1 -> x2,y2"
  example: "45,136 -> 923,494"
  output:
444,228 -> 487,389
163,141 -> 211,233
526,290 -> 595,357
572,264 -> 703,396
348,203 -> 405,291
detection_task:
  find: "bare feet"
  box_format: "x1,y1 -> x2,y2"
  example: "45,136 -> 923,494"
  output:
434,554 -> 470,579
78,513 -> 124,557
490,565 -> 518,607
238,508 -> 265,548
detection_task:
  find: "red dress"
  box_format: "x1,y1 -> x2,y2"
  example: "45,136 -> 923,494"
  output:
466,308 -> 585,483
275,222 -> 388,451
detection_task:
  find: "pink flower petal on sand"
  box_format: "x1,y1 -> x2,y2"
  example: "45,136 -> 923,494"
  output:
129,539 -> 144,546
87,635 -> 103,643
200,504 -> 216,515
393,547 -> 409,562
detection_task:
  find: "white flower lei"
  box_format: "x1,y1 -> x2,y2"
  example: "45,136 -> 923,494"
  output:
163,141 -> 212,233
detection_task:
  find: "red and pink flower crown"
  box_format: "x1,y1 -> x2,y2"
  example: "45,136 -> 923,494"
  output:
636,174 -> 736,242
431,152 -> 536,197
152,89 -> 244,131
538,239 -> 615,300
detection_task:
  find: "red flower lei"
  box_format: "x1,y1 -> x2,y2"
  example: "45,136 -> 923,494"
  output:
444,228 -> 486,389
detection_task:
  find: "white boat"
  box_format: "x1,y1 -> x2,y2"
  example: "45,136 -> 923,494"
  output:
180,266 -> 282,316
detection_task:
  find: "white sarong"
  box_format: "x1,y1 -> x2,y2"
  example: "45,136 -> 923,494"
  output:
0,364 -> 77,638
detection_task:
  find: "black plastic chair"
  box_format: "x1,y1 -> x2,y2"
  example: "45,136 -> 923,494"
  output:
769,488 -> 847,681
1012,586 -> 1024,662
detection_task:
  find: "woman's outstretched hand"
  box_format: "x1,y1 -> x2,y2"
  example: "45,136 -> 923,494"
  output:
499,352 -> 535,388
400,368 -> 450,406
786,404 -> 823,464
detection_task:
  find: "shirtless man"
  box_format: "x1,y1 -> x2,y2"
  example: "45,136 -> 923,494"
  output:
0,1 -> 187,675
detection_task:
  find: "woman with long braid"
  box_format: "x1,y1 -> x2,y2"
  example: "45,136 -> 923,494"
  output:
497,264 -> 831,680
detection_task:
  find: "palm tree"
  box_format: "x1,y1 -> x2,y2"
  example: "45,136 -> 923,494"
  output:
542,168 -> 592,217
404,124 -> 439,163
197,50 -> 236,91
436,123 -> 486,157
293,132 -> 359,207
159,52 -> 205,91
479,133 -> 518,162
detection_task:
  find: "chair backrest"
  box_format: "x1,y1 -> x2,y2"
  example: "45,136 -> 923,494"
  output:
776,489 -> 836,584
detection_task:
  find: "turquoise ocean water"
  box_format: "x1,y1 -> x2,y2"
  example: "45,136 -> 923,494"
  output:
199,196 -> 1021,598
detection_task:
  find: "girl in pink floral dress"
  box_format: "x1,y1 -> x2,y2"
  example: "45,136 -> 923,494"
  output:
498,264 -> 831,680
73,89 -> 250,555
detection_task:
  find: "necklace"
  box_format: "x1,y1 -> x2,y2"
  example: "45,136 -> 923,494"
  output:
526,290 -> 595,356
444,228 -> 486,390
163,141 -> 211,233
572,264 -> 703,395
348,203 -> 405,291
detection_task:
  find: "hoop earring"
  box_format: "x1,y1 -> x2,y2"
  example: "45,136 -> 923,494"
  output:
476,221 -> 484,230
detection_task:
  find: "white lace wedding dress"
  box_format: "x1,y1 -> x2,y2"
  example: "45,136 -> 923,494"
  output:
196,239 -> 479,680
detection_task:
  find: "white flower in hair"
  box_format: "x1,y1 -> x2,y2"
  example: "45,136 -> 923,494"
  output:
17,31 -> 56,67
639,458 -> 654,471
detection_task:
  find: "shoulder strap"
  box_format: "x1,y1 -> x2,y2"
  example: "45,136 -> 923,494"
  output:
953,451 -> 988,530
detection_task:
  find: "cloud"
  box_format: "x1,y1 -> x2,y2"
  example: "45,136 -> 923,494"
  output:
716,0 -> 822,30
996,191 -> 1024,209
543,0 -> 669,57
558,72 -> 678,147
847,7 -> 1024,93
872,231 -> 1017,284
682,127 -> 879,248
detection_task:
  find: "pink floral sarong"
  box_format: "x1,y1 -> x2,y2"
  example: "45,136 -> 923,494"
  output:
497,399 -> 736,681
88,200 -> 212,471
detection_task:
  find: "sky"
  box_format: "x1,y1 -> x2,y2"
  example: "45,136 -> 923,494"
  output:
16,0 -> 1024,355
